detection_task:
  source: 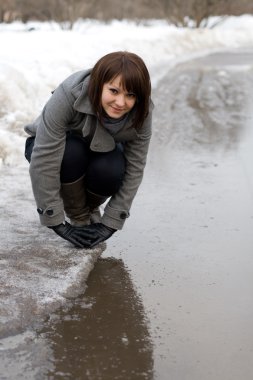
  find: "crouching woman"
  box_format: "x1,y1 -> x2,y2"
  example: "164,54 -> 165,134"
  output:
25,51 -> 153,249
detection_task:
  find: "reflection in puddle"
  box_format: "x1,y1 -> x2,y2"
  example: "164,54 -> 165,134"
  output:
41,258 -> 154,379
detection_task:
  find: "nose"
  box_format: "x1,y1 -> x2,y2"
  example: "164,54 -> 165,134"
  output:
115,94 -> 125,107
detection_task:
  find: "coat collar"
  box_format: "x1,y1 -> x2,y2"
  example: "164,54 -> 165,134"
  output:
91,121 -> 116,152
71,72 -> 95,115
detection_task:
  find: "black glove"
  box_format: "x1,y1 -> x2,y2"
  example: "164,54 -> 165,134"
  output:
78,223 -> 116,248
48,221 -> 92,248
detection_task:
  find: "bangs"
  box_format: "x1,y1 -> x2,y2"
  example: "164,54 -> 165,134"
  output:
120,65 -> 144,98
102,57 -> 145,98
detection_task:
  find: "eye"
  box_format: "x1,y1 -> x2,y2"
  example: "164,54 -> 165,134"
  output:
127,93 -> 136,99
109,88 -> 118,94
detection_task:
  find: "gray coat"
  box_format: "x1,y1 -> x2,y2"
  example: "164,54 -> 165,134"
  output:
24,70 -> 152,230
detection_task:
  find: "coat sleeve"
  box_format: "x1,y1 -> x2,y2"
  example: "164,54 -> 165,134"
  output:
29,84 -> 75,226
101,110 -> 152,230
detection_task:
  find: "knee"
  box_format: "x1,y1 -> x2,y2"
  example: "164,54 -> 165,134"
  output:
86,151 -> 125,196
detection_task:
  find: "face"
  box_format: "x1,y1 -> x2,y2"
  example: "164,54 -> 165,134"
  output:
101,75 -> 136,119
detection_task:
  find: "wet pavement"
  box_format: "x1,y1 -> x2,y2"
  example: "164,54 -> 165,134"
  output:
1,49 -> 253,379
41,258 -> 153,379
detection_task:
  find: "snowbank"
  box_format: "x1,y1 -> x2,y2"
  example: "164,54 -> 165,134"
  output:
1,17 -> 253,166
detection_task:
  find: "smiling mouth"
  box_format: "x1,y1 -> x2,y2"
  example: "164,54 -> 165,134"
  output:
111,106 -> 124,112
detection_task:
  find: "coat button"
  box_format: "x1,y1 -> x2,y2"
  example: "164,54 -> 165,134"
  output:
37,208 -> 43,215
120,212 -> 127,219
46,209 -> 54,216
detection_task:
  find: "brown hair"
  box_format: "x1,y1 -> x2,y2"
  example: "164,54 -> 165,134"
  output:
88,51 -> 151,129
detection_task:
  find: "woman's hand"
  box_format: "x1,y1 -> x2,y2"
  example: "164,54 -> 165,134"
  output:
78,223 -> 116,248
49,221 -> 92,248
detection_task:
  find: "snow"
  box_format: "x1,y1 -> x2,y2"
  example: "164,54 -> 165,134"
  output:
1,16 -> 253,338
1,17 -> 253,166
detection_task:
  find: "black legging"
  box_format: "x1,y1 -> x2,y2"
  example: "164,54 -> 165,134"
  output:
60,135 -> 126,196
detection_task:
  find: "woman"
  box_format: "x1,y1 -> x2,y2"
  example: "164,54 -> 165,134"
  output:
25,51 -> 153,249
